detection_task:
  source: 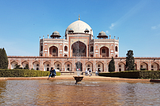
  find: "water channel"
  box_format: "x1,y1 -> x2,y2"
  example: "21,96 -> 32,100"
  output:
0,80 -> 160,106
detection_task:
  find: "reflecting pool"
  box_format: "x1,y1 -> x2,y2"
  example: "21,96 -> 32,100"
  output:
0,80 -> 160,106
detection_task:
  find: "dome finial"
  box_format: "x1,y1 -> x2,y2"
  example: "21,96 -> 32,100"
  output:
78,14 -> 80,20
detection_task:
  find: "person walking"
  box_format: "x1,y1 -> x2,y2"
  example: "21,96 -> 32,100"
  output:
95,70 -> 99,76
85,69 -> 88,76
89,69 -> 92,77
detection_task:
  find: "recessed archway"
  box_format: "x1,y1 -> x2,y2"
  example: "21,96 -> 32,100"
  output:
75,61 -> 82,71
11,61 -> 18,69
96,62 -> 104,72
100,46 -> 109,57
54,61 -> 62,71
71,41 -> 86,57
49,46 -> 58,57
43,61 -> 51,71
64,61 -> 72,71
140,62 -> 148,70
85,61 -> 93,71
33,61 -> 40,70
22,61 -> 29,69
151,62 -> 159,71
118,62 -> 125,71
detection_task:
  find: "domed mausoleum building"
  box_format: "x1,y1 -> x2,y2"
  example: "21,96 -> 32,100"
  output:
8,18 -> 160,72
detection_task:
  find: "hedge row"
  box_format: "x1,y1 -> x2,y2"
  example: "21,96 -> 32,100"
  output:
0,69 -> 61,77
98,70 -> 160,79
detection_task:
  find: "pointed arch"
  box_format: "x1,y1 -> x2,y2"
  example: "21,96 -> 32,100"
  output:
140,62 -> 148,70
43,61 -> 51,71
100,46 -> 109,57
54,61 -> 62,71
22,61 -> 29,69
96,61 -> 104,72
118,62 -> 125,71
71,41 -> 86,57
151,62 -> 159,71
64,61 -> 72,71
75,61 -> 83,71
49,46 -> 58,57
11,61 -> 18,69
85,61 -> 93,71
32,61 -> 40,70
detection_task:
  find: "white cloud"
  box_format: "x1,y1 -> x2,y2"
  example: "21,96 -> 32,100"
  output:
109,1 -> 148,30
109,23 -> 115,29
106,30 -> 109,34
151,24 -> 160,30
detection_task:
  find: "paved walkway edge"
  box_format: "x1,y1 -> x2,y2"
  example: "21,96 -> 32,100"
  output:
0,76 -> 151,82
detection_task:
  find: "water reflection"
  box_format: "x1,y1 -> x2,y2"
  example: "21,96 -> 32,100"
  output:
0,80 -> 160,106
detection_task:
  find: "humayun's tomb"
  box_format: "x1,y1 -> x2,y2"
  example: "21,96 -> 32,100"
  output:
8,17 -> 160,72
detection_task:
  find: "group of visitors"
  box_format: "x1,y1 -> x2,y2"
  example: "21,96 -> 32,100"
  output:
85,69 -> 99,76
85,69 -> 92,76
48,67 -> 56,80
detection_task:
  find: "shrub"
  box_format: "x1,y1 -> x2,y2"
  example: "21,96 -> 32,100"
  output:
56,72 -> 61,76
99,70 -> 160,79
0,69 -> 50,77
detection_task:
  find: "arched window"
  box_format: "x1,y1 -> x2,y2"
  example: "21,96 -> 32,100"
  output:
90,46 -> 93,52
64,46 -> 68,51
115,46 -> 118,52
41,46 -> 43,51
53,48 -> 56,53
102,49 -> 105,53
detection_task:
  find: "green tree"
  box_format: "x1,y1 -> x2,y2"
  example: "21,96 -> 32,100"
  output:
0,48 -> 8,69
126,50 -> 135,71
109,57 -> 115,72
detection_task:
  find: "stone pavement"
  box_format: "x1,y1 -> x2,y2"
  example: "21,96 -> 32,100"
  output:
0,75 -> 151,82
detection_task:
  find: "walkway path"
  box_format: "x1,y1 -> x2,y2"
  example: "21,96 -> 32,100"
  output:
0,75 -> 151,82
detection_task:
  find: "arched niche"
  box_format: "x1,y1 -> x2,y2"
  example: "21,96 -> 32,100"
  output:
118,62 -> 125,71
54,61 -> 62,71
100,46 -> 109,57
96,62 -> 104,72
43,61 -> 51,71
71,41 -> 86,57
85,61 -> 93,71
49,46 -> 58,57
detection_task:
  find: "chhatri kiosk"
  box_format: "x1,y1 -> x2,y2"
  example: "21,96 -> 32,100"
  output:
8,17 -> 160,72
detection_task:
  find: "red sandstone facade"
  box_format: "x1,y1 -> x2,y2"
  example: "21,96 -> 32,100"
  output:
8,18 -> 160,72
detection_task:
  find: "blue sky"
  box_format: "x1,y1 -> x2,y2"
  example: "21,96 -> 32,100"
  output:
0,0 -> 160,57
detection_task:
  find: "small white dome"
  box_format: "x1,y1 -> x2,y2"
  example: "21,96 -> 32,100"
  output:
99,31 -> 106,36
65,20 -> 93,35
52,31 -> 60,35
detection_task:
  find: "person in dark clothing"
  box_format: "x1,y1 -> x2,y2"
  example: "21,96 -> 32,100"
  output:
48,67 -> 56,79
51,67 -> 56,77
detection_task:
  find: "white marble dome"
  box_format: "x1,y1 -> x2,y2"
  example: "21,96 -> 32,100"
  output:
65,20 -> 93,35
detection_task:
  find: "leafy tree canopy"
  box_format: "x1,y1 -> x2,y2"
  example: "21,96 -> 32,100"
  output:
109,57 -> 115,72
0,48 -> 8,69
126,50 -> 135,71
